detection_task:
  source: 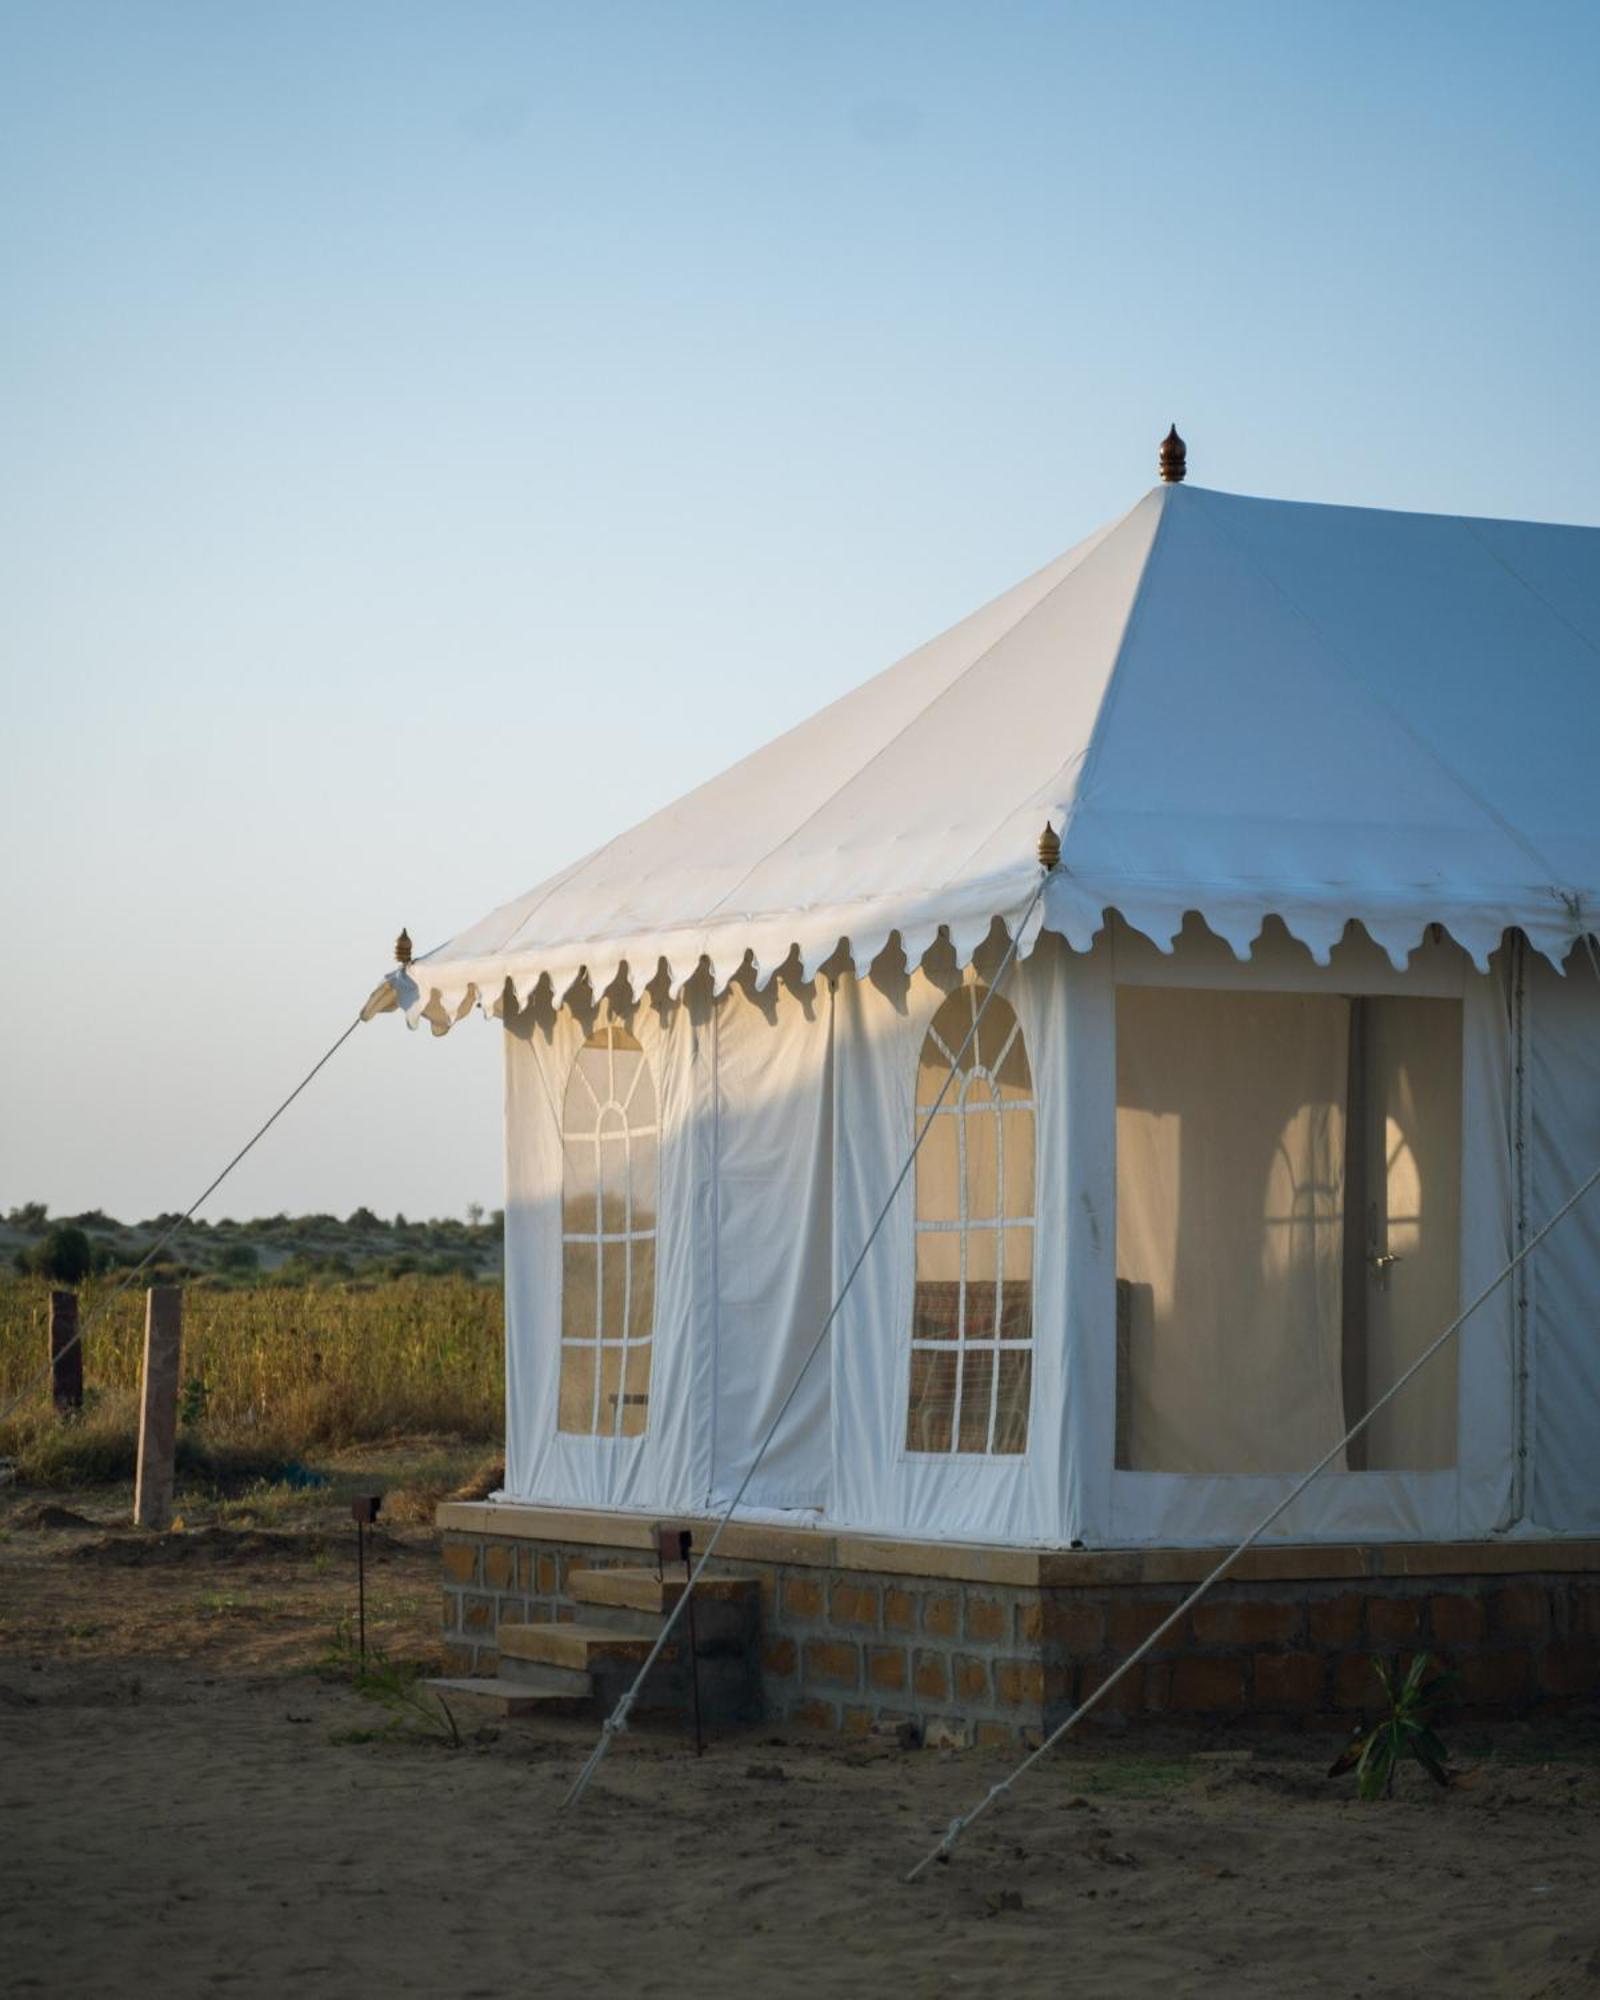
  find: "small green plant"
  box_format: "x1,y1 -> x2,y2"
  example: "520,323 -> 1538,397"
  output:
1329,1652 -> 1457,1800
321,1618 -> 460,1749
178,1375 -> 210,1427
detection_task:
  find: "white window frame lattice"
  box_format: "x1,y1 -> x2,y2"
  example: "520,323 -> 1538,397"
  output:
560,1024 -> 659,1439
908,984 -> 1036,1457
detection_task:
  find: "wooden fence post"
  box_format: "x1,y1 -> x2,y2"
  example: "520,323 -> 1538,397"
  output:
49,1290 -> 83,1411
134,1286 -> 182,1530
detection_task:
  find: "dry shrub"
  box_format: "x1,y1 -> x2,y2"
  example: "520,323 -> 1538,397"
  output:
382,1453 -> 505,1524
451,1456 -> 504,1501
379,1486 -> 443,1526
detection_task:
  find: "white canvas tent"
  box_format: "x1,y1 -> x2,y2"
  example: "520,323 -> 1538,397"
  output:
375,473 -> 1600,1551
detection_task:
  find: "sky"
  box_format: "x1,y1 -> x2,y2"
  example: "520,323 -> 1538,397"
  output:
3,0 -> 1598,1225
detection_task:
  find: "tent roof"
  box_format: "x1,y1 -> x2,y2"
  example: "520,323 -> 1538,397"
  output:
380,481 -> 1600,1030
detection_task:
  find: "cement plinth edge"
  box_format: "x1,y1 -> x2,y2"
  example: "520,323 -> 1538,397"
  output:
434,1503 -> 1600,1589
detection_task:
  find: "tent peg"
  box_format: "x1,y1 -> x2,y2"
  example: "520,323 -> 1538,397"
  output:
1159,424 -> 1187,483
1037,821 -> 1061,872
394,927 -> 413,967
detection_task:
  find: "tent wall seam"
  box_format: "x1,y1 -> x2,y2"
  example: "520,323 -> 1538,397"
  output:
706,995 -> 723,1510
1510,932 -> 1532,1527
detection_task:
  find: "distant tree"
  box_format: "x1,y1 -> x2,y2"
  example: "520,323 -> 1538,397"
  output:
467,1202 -> 485,1228
25,1225 -> 94,1286
488,1209 -> 505,1240
347,1206 -> 381,1234
8,1201 -> 48,1230
67,1209 -> 115,1230
216,1242 -> 260,1273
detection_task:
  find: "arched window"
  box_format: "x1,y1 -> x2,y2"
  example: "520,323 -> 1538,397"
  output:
907,984 -> 1035,1455
559,1024 -> 658,1437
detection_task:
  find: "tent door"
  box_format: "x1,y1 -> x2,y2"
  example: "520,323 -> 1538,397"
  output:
1344,997 -> 1463,1471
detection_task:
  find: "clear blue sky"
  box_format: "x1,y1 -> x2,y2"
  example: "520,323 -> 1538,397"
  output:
3,0 -> 1597,1223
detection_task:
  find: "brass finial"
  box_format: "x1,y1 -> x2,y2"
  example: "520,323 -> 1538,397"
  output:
1037,821 -> 1061,872
395,928 -> 413,967
1158,424 -> 1187,484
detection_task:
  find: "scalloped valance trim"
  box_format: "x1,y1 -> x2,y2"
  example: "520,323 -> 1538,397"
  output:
364,872 -> 1598,1037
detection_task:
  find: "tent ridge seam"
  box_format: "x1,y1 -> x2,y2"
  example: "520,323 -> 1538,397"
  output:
696,493 -> 1160,925
1459,516 -> 1600,664
1054,486 -> 1178,866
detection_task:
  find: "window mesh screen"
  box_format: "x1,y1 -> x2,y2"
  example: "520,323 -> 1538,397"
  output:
907,985 -> 1035,1456
1114,986 -> 1461,1474
559,1024 -> 658,1437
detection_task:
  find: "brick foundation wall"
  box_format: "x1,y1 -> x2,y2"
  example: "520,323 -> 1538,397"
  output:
1034,1575 -> 1600,1734
439,1514 -> 1600,1746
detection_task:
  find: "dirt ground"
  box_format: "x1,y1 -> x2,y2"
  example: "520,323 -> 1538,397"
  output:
3,1454 -> 1599,1999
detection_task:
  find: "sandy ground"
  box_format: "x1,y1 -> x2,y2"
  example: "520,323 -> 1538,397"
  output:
3,1466 -> 1599,1999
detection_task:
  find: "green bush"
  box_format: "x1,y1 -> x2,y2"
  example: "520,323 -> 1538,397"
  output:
20,1225 -> 94,1286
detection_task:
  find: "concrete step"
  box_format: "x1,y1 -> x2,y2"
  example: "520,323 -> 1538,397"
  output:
568,1566 -> 761,1616
424,1675 -> 588,1719
569,1598 -> 758,1653
495,1619 -> 759,1723
494,1646 -> 596,1697
566,1569 -> 761,1651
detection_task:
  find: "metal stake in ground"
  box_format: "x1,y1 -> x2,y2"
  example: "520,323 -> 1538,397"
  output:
134,1286 -> 182,1530
352,1496 -> 382,1664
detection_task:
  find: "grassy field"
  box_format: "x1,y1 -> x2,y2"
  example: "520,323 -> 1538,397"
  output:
0,1273 -> 504,1485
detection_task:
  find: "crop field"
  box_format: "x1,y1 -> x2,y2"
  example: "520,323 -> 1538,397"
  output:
0,1273 -> 504,1484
